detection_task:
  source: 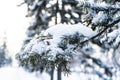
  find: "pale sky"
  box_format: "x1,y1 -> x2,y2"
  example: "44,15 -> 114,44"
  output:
0,0 -> 29,56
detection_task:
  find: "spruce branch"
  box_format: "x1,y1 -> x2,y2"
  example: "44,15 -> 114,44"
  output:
78,1 -> 120,11
74,16 -> 120,50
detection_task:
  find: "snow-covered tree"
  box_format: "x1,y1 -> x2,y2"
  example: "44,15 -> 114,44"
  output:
18,0 -> 83,80
17,0 -> 120,80
0,37 -> 12,67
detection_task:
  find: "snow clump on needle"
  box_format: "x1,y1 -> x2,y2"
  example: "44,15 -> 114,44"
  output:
21,23 -> 96,61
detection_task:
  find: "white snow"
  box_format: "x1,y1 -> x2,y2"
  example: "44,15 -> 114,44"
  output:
92,12 -> 107,25
23,38 -> 38,53
45,23 -> 96,38
114,34 -> 120,46
29,3 -> 37,10
31,41 -> 46,54
107,30 -> 119,43
37,1 -> 43,6
0,66 -> 50,80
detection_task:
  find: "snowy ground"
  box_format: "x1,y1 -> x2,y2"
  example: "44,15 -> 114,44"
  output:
0,66 -> 86,80
0,66 -> 50,80
0,66 -> 78,80
0,65 -> 102,80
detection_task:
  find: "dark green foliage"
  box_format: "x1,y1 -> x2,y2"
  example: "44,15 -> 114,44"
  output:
58,32 -> 84,50
17,47 -> 73,74
17,53 -> 47,73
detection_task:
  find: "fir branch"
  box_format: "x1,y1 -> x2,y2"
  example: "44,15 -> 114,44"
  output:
74,16 -> 120,50
78,1 -> 120,11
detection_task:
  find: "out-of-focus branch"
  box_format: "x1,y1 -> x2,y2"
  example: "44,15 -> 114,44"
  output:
78,1 -> 120,11
74,16 -> 120,50
17,2 -> 26,7
80,50 -> 112,77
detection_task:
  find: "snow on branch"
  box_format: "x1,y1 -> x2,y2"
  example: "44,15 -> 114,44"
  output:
74,16 -> 120,49
18,23 -> 97,73
20,23 -> 96,61
77,1 -> 120,11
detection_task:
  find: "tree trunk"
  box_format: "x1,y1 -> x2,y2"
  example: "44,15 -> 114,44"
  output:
57,65 -> 62,80
50,67 -> 54,80
55,0 -> 58,24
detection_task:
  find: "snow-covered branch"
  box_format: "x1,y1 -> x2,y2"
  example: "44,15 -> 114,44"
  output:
78,1 -> 120,11
74,16 -> 120,49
